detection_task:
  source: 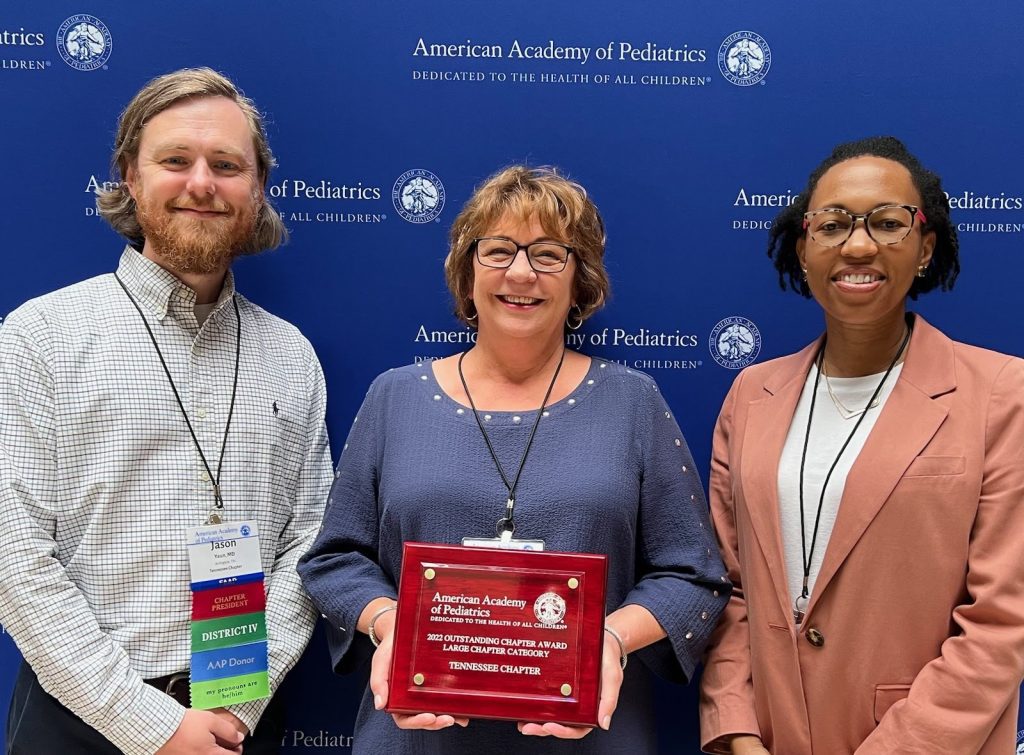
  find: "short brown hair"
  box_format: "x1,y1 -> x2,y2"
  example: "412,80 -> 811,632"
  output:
445,165 -> 609,326
96,67 -> 286,252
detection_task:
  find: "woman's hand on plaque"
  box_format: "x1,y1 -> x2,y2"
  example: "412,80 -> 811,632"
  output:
517,630 -> 624,738
369,610 -> 469,730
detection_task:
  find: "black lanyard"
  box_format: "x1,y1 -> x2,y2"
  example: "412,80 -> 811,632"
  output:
457,348 -> 565,537
795,321 -> 911,623
115,273 -> 241,523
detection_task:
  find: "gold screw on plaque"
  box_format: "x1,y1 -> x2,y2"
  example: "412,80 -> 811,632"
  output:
560,684 -> 572,696
413,673 -> 425,686
567,578 -> 579,590
424,568 -> 435,580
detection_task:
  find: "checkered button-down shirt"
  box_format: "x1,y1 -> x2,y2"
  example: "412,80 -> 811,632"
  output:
0,248 -> 332,753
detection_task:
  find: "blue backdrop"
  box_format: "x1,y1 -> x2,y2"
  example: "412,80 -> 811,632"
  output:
2,1 -> 1022,751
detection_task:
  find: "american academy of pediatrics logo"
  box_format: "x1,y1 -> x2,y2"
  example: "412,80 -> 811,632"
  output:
392,169 -> 445,224
56,15 -> 112,71
718,31 -> 770,86
709,316 -> 762,369
533,592 -> 566,626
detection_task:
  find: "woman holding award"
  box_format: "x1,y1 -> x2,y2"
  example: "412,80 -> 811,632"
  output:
699,137 -> 1024,754
300,165 -> 729,753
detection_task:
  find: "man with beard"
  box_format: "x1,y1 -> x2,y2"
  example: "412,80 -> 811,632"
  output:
0,68 -> 332,754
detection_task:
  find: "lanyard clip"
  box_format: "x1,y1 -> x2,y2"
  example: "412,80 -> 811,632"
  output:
495,497 -> 516,538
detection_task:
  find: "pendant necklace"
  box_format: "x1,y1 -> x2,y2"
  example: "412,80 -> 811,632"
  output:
821,361 -> 880,420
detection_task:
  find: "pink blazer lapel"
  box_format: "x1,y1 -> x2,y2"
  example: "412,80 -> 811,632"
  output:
740,338 -> 822,622
806,316 -> 957,618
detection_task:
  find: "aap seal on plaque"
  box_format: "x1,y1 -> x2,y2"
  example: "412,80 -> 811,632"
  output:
710,316 -> 762,369
56,14 -> 112,71
393,169 -> 446,224
533,592 -> 567,626
718,31 -> 770,86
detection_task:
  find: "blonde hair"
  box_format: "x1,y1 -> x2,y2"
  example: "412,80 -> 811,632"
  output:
96,67 -> 286,251
445,165 -> 609,326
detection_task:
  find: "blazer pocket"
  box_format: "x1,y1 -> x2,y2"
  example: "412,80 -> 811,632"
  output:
874,683 -> 911,723
904,455 -> 966,477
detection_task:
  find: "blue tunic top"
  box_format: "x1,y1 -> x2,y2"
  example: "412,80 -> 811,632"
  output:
299,357 -> 729,754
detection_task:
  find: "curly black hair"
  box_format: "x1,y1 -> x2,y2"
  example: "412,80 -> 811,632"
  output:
767,136 -> 959,300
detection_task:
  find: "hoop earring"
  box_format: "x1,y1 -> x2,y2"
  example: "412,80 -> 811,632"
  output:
465,302 -> 478,324
916,264 -> 928,278
566,305 -> 584,331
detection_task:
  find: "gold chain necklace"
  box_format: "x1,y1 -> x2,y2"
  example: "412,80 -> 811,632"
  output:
820,361 -> 879,420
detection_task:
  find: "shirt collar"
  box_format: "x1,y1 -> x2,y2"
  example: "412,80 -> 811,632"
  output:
115,246 -> 236,323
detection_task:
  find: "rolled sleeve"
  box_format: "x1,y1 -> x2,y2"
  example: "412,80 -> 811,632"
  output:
299,376 -> 397,673
623,378 -> 731,682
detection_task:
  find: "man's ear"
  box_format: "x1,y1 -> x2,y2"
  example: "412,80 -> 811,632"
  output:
123,163 -> 137,200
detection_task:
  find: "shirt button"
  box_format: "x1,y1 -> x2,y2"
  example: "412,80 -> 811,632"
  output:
806,627 -> 825,647
197,408 -> 208,419
200,471 -> 210,482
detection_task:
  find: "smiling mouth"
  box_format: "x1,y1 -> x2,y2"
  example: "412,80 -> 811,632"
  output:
173,207 -> 228,217
497,295 -> 542,306
833,273 -> 884,284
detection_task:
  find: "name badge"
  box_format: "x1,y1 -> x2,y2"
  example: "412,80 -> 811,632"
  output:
463,530 -> 545,551
185,521 -> 270,708
187,522 -> 263,589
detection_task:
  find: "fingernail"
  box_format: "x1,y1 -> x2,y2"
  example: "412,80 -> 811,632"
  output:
601,715 -> 611,730
374,694 -> 382,710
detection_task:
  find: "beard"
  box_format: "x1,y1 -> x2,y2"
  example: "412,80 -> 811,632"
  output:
134,191 -> 261,275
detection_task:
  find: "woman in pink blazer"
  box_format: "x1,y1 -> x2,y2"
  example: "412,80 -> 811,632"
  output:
700,137 -> 1024,754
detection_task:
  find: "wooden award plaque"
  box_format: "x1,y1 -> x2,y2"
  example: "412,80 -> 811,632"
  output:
387,542 -> 608,726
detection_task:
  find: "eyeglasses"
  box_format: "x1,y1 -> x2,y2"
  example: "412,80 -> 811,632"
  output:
802,204 -> 927,248
473,237 -> 574,274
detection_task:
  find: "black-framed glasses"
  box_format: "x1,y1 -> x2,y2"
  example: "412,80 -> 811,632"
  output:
472,237 -> 574,273
802,204 -> 927,248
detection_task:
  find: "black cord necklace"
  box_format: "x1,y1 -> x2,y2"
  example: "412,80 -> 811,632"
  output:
794,320 -> 912,624
115,273 -> 241,524
457,347 -> 566,537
